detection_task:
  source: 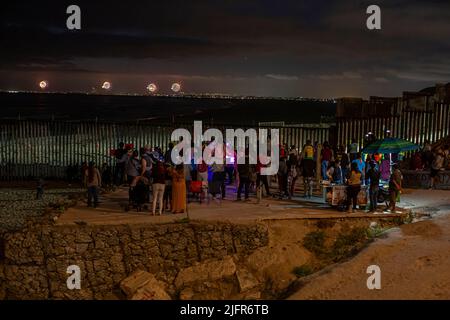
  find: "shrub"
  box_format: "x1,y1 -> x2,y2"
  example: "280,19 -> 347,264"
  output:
330,227 -> 369,261
292,264 -> 314,277
302,230 -> 326,256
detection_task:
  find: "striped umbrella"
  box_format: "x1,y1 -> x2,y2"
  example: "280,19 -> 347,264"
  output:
362,137 -> 419,154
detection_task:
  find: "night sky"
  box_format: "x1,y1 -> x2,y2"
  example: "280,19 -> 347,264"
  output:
1,0 -> 450,98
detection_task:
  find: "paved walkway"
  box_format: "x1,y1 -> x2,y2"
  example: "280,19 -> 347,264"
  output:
56,185 -> 410,226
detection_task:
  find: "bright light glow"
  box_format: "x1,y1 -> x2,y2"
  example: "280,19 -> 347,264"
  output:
171,82 -> 181,93
102,81 -> 111,90
147,83 -> 157,93
39,80 -> 48,89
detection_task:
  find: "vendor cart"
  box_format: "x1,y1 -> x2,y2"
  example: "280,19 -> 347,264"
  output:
323,183 -> 369,209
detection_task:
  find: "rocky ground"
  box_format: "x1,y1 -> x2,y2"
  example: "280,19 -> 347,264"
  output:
289,189 -> 450,299
0,188 -> 84,234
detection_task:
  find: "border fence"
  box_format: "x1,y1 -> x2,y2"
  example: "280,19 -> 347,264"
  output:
336,102 -> 450,150
0,120 -> 332,180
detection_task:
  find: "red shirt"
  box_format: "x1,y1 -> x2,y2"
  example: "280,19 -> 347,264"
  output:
322,148 -> 332,161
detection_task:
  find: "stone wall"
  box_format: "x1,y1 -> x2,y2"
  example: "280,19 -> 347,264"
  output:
0,214 -> 408,300
0,221 -> 268,299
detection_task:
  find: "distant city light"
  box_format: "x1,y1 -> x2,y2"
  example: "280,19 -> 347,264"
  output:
39,80 -> 48,89
102,81 -> 111,90
147,83 -> 157,93
171,82 -> 181,93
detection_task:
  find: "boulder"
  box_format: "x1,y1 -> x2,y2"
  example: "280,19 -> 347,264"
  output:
120,270 -> 170,300
235,268 -> 259,292
174,255 -> 236,289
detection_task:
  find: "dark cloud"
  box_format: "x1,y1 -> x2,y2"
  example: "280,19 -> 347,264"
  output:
1,0 -> 449,97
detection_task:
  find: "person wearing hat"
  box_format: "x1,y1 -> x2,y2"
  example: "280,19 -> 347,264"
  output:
85,161 -> 102,208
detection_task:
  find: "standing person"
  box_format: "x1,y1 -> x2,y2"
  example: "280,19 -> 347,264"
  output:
287,160 -> 298,199
36,178 -> 45,200
237,154 -> 251,201
126,150 -> 141,185
81,161 -> 88,187
101,163 -> 112,189
321,141 -> 333,180
140,147 -> 154,181
277,157 -> 288,198
380,154 -> 391,181
422,140 -> 433,169
388,163 -> 402,212
301,140 -> 315,198
364,154 -> 373,185
210,161 -> 225,201
86,162 -> 101,208
151,161 -> 166,215
280,143 -> 288,159
256,158 -> 271,197
352,153 -> 366,184
339,145 -> 350,181
348,138 -> 359,161
430,148 -> 445,189
170,164 -> 187,214
225,157 -> 235,185
346,162 -> 362,213
288,146 -> 299,198
114,142 -> 127,186
197,159 -> 209,200
126,150 -> 141,206
164,142 -> 175,165
197,159 -> 209,182
332,160 -> 344,185
184,162 -> 193,196
366,161 -> 381,212
190,149 -> 198,182
163,163 -> 173,212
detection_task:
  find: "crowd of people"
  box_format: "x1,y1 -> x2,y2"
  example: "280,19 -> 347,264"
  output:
72,136 -> 448,215
408,141 -> 450,189
277,138 -> 404,213
82,142 -> 241,214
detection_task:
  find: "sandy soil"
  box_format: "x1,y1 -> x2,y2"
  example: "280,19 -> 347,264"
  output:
289,190 -> 450,300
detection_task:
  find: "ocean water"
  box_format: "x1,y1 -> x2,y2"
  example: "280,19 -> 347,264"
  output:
0,92 -> 336,125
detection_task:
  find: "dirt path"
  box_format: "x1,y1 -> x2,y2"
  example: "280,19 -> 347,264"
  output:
289,190 -> 450,300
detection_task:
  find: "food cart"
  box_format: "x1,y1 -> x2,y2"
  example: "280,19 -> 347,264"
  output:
322,182 -> 369,209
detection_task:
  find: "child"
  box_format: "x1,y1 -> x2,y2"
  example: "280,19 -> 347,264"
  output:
36,178 -> 45,200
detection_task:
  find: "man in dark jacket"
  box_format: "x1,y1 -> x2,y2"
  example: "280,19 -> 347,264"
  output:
237,155 -> 253,201
366,161 -> 381,212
